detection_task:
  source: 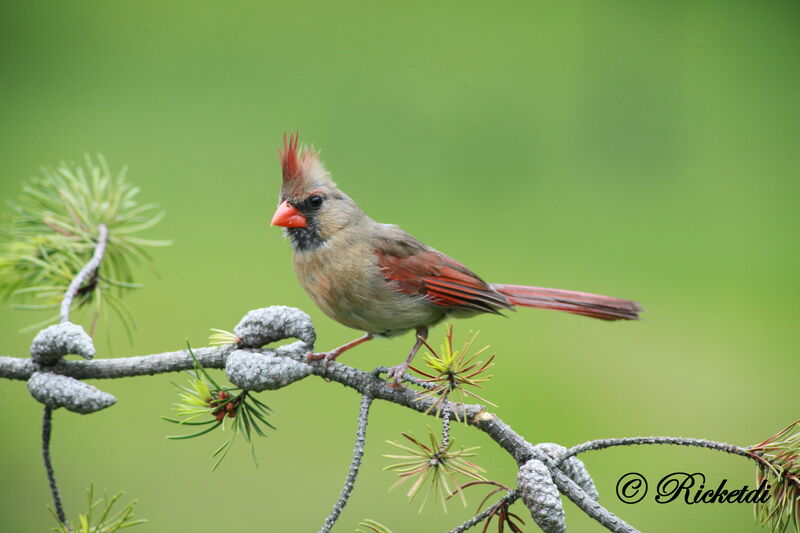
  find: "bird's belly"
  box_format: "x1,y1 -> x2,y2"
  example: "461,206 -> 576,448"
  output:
314,277 -> 442,335
294,248 -> 443,335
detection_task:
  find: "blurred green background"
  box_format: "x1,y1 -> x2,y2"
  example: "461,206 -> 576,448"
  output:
1,1 -> 798,532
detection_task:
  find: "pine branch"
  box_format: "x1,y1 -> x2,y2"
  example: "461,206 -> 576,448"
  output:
557,436 -> 752,465
59,223 -> 108,323
2,306 -> 791,532
0,337 -> 636,533
441,399 -> 451,450
1,155 -> 169,333
447,490 -> 518,533
42,406 -> 71,532
38,220 -> 110,532
318,394 -> 373,533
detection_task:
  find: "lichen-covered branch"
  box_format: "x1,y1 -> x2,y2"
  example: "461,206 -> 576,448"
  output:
42,407 -> 70,531
0,345 -> 232,381
319,394 -> 373,533
0,331 -> 635,532
447,490 -> 518,533
34,222 -> 110,532
59,223 -> 108,324
558,436 -> 752,464
3,306 -> 771,533
0,341 -> 535,460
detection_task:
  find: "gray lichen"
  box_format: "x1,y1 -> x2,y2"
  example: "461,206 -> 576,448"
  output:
233,306 -> 316,349
226,349 -> 312,391
30,322 -> 96,365
27,372 -> 116,414
536,442 -> 600,501
517,458 -> 566,533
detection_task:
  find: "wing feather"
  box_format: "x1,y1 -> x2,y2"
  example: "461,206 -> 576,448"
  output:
373,227 -> 512,315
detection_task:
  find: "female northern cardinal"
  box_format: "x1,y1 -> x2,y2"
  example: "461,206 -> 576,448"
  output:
271,133 -> 640,384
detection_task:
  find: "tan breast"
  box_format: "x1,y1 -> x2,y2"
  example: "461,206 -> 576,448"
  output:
292,237 -> 443,334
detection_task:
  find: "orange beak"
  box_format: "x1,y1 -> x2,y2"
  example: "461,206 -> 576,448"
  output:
271,200 -> 307,228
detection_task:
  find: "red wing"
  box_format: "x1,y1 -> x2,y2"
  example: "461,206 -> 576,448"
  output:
376,249 -> 512,314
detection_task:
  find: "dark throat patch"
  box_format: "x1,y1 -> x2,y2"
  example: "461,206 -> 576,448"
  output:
286,221 -> 325,251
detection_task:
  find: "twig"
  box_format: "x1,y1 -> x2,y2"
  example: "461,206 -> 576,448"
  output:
42,407 -> 71,532
557,436 -> 752,465
371,366 -> 436,390
546,464 -> 640,533
441,398 -> 451,450
447,490 -> 518,533
319,394 -> 373,533
42,223 -> 110,529
59,223 -> 108,323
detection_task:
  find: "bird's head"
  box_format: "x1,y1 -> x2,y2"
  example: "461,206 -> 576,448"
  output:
271,132 -> 362,251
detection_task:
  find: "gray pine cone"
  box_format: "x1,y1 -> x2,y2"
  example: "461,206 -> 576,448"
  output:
30,322 -> 95,365
226,349 -> 312,391
517,458 -> 566,533
535,442 -> 599,501
234,306 -> 316,349
28,372 -> 116,414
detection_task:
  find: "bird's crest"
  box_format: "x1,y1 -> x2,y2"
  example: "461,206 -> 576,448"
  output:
278,131 -> 335,195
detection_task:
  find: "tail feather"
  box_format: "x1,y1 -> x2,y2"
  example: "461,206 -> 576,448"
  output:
493,284 -> 641,321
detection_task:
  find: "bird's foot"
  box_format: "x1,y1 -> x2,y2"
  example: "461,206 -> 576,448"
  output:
306,351 -> 328,362
386,363 -> 409,389
304,333 -> 374,370
306,350 -> 340,372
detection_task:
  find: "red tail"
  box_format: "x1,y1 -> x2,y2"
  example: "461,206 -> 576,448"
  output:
493,284 -> 641,321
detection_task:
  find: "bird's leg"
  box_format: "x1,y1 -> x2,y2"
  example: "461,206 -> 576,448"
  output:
387,326 -> 428,388
307,333 -> 374,368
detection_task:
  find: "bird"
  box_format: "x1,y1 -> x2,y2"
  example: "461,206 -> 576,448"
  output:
270,132 -> 641,385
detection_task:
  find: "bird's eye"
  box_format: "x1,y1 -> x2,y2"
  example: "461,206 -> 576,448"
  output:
308,195 -> 324,209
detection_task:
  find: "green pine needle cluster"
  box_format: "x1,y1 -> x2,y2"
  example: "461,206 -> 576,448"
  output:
163,344 -> 275,470
208,328 -> 241,346
50,485 -> 145,533
749,419 -> 800,533
0,154 -> 170,334
411,325 -> 496,422
384,427 -> 487,513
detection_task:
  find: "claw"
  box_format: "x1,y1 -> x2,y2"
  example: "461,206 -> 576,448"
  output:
385,326 -> 428,389
386,363 -> 408,388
